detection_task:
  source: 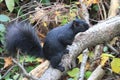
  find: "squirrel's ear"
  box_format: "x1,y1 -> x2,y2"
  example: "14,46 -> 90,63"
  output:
71,20 -> 78,29
75,16 -> 79,19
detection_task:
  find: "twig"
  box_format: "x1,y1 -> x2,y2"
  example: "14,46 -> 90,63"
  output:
94,45 -> 103,59
0,57 -> 4,59
89,18 -> 99,23
97,3 -> 104,20
12,58 -> 38,80
106,43 -> 119,55
100,0 -> 107,19
79,49 -> 89,80
1,65 -> 16,79
10,3 -> 64,23
90,45 -> 103,70
78,1 -> 90,80
33,4 -> 65,28
79,0 -> 90,25
0,62 -> 4,65
16,6 -> 23,21
16,74 -> 21,80
10,10 -> 36,22
22,1 -> 40,12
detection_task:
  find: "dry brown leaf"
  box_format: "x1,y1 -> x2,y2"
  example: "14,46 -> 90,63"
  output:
110,37 -> 118,45
4,57 -> 13,68
83,0 -> 99,6
30,7 -> 48,23
37,30 -> 45,39
85,62 -> 90,70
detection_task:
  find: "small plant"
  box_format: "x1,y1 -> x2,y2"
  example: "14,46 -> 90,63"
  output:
0,14 -> 10,44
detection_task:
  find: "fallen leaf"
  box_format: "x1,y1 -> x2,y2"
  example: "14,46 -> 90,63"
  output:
100,53 -> 114,66
4,57 -> 13,68
111,58 -> 120,74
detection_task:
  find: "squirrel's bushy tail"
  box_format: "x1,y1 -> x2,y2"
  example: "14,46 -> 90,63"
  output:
5,22 -> 44,57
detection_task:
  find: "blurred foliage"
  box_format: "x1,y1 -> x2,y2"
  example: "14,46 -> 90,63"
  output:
84,71 -> 92,79
67,68 -> 79,80
0,14 -> 9,55
0,55 -> 40,79
0,0 -> 120,80
5,0 -> 15,12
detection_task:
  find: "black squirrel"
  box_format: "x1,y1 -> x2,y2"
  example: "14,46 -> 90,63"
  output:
43,17 -> 89,71
5,17 -> 89,72
5,22 -> 43,57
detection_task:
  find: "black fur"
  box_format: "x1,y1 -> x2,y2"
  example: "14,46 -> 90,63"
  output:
5,22 -> 43,57
43,17 -> 89,71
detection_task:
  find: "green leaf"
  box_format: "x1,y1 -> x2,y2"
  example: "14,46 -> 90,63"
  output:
26,66 -> 35,72
5,79 -> 13,80
14,0 -> 19,5
13,73 -> 19,80
85,71 -> 92,79
0,0 -> 3,3
12,66 -> 19,72
93,4 -> 99,11
0,48 -> 3,53
61,17 -> 68,25
26,56 -> 36,62
68,78 -> 74,80
4,72 -> 11,79
41,0 -> 50,5
93,6 -> 98,11
5,0 -> 15,12
67,68 -> 79,77
0,37 -> 5,46
0,24 -> 6,32
0,14 -> 10,22
103,46 -> 108,52
20,55 -> 36,63
13,73 -> 22,80
0,74 -> 1,79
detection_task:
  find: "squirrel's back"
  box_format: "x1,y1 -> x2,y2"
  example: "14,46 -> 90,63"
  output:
6,22 -> 43,57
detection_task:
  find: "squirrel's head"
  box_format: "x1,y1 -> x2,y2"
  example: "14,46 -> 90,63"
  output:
71,17 -> 89,34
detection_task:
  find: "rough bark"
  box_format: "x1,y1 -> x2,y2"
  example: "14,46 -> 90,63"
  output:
108,0 -> 120,18
38,16 -> 120,80
23,60 -> 49,80
87,65 -> 105,80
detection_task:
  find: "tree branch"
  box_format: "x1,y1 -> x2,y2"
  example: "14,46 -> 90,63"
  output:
39,16 -> 120,80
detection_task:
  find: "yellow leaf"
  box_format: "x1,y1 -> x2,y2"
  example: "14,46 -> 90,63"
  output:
101,53 -> 114,58
111,58 -> 120,74
77,54 -> 83,63
88,51 -> 94,59
100,53 -> 114,66
77,52 -> 94,63
83,0 -> 99,6
29,15 -> 35,23
77,54 -> 90,70
93,0 -> 99,4
110,37 -> 118,45
55,11 -> 61,16
69,12 -> 76,18
36,58 -> 44,63
43,22 -> 47,27
75,2 -> 80,5
100,55 -> 109,66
